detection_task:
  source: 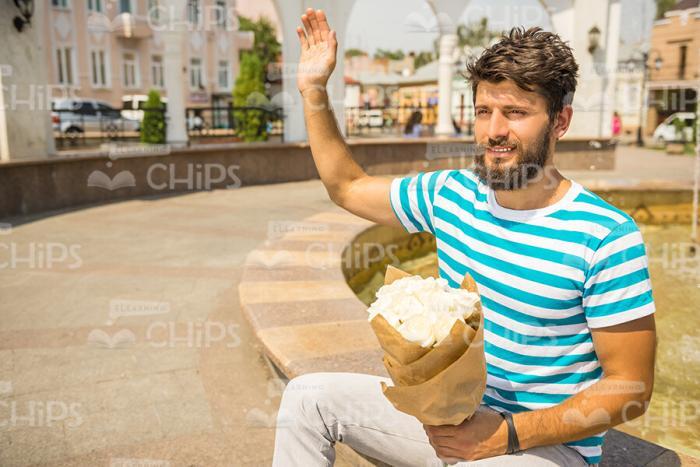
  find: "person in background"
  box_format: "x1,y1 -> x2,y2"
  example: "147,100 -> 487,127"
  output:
612,111 -> 622,141
404,110 -> 423,138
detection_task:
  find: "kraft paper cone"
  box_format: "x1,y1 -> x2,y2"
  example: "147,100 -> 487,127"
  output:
369,265 -> 486,426
370,314 -> 431,365
381,309 -> 486,426
382,319 -> 476,386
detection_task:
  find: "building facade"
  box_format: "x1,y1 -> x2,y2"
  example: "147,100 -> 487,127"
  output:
43,0 -> 254,109
645,0 -> 700,135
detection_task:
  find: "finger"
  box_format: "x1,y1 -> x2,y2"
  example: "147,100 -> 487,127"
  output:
435,446 -> 465,460
425,425 -> 455,437
296,27 -> 309,50
301,14 -> 315,46
329,29 -> 338,53
308,8 -> 323,44
316,9 -> 330,41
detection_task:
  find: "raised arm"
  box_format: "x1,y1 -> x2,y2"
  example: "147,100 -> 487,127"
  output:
296,8 -> 401,228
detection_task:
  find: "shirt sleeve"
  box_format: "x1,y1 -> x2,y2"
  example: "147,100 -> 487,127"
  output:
583,220 -> 655,328
389,170 -> 452,235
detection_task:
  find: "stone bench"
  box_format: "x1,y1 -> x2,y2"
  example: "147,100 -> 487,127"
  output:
239,207 -> 697,466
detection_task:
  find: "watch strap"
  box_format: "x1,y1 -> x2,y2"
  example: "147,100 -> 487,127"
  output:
500,411 -> 521,455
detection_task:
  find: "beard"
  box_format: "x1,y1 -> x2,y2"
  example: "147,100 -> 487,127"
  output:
473,123 -> 553,191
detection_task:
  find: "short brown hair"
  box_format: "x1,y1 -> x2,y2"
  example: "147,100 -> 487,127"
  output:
464,27 -> 579,121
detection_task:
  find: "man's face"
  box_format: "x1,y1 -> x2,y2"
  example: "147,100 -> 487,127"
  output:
473,80 -> 555,190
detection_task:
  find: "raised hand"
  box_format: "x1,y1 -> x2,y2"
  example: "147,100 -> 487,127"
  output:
296,8 -> 338,95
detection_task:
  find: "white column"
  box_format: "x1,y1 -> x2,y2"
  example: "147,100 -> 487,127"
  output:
278,0 -> 307,142
276,0 -> 354,142
599,0 -> 621,138
436,34 -> 458,136
162,0 -> 188,146
0,3 -> 54,160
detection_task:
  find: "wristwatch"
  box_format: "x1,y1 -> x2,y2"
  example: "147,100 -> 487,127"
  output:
499,411 -> 521,455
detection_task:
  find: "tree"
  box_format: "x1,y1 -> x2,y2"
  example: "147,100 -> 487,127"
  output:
433,17 -> 499,60
238,15 -> 282,84
413,51 -> 434,69
345,48 -> 368,59
374,49 -> 405,61
233,53 -> 269,142
655,0 -> 677,19
456,17 -> 500,48
140,90 -> 165,144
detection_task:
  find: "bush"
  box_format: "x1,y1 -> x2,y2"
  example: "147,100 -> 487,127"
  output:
233,54 -> 269,142
140,90 -> 166,144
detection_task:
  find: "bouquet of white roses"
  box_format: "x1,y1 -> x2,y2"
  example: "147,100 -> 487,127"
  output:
368,265 -> 486,426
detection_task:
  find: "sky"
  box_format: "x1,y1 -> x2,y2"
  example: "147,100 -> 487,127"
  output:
344,0 -> 656,54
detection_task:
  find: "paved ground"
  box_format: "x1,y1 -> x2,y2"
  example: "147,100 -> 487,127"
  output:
0,181 -> 337,466
565,144 -> 695,187
0,145 -> 695,466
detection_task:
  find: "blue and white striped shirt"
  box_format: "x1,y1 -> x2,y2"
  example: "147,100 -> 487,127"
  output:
389,169 -> 655,465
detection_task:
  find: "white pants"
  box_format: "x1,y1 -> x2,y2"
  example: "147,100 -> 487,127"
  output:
272,372 -> 589,467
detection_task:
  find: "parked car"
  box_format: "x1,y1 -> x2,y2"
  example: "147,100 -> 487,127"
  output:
652,112 -> 695,144
51,98 -> 140,136
122,94 -> 207,132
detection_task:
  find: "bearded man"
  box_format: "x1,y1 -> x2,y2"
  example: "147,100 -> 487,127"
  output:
272,9 -> 656,467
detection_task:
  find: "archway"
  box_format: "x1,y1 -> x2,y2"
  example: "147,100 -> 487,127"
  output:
272,0 -> 621,142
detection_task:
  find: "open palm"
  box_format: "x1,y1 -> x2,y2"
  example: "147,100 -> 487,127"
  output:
296,8 -> 338,95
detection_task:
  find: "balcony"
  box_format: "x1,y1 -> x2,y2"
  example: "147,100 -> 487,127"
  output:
112,13 -> 153,40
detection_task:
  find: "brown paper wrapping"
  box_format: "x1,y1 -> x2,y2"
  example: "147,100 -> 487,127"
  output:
369,265 -> 487,426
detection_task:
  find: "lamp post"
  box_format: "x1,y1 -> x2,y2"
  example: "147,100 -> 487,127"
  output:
692,84 -> 700,243
636,49 -> 663,147
588,26 -> 601,55
12,0 -> 34,32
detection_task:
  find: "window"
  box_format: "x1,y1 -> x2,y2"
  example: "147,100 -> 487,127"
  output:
87,0 -> 103,12
190,58 -> 204,89
118,0 -> 132,13
52,0 -> 70,8
55,47 -> 74,85
151,55 -> 164,88
187,0 -> 200,25
679,45 -> 687,80
122,52 -> 140,88
215,0 -> 227,28
218,60 -> 230,89
90,49 -> 108,87
147,0 -> 161,23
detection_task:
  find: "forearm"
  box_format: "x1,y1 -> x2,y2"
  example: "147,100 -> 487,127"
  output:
512,375 -> 652,450
301,87 -> 366,202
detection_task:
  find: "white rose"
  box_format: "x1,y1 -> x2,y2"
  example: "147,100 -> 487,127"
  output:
368,275 -> 480,348
433,314 -> 463,346
397,314 -> 435,348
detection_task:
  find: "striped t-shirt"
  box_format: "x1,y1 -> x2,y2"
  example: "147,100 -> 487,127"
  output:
389,169 -> 655,465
